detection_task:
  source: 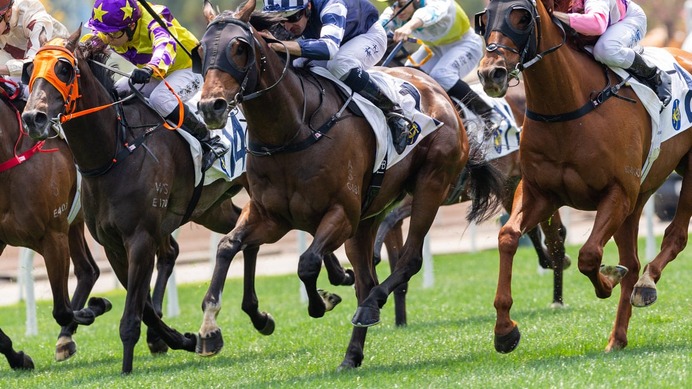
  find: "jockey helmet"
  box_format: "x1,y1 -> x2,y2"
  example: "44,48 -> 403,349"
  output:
87,0 -> 142,33
263,0 -> 309,18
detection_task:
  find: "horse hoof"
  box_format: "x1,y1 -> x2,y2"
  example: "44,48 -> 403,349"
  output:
336,360 -> 360,371
148,339 -> 169,355
258,312 -> 275,335
196,329 -> 223,356
494,325 -> 521,353
549,302 -> 566,309
88,297 -> 113,316
562,255 -> 572,270
318,289 -> 342,311
73,308 -> 96,325
631,286 -> 657,307
11,351 -> 34,370
55,337 -> 76,361
351,305 -> 380,327
343,269 -> 355,286
600,264 -> 628,286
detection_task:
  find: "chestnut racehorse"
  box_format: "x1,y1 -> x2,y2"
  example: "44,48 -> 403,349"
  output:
195,1 -> 504,369
477,0 -> 692,353
0,80 -> 109,370
375,83 -> 570,326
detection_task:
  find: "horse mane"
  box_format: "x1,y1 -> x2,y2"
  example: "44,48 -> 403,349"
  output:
77,36 -> 116,92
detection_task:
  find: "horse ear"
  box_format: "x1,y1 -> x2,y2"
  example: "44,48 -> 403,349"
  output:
203,0 -> 217,23
65,24 -> 82,52
238,0 -> 255,22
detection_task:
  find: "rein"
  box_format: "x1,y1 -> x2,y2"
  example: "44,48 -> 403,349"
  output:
0,78 -> 58,173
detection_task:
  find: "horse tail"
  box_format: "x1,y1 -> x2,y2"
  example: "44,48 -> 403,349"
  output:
453,137 -> 505,224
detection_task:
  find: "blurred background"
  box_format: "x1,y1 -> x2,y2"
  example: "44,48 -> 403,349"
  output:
49,0 -> 692,48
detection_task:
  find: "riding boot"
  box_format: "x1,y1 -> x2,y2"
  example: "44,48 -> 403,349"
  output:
342,68 -> 412,154
447,80 -> 508,134
626,53 -> 672,108
166,105 -> 229,172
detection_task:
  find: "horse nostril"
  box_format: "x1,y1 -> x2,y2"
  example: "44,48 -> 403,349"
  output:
212,99 -> 227,115
33,111 -> 49,129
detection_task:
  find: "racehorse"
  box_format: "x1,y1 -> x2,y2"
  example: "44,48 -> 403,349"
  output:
194,0 -> 504,370
476,0 -> 692,353
19,29 -> 266,374
0,79 -> 110,369
374,81 -> 570,326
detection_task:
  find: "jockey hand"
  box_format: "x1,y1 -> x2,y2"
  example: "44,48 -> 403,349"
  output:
130,66 -> 154,84
392,26 -> 413,43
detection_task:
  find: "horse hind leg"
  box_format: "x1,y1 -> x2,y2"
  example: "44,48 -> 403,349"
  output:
146,234 -> 179,355
632,166 -> 692,307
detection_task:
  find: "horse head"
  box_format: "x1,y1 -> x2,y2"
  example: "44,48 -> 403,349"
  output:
197,0 -> 259,128
22,27 -> 83,140
476,0 -> 564,97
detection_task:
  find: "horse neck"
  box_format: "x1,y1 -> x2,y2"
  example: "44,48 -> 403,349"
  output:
0,101 -> 24,163
522,9 -> 604,116
61,70 -> 119,173
242,57 -> 308,145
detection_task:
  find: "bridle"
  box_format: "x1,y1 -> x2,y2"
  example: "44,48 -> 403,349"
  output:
475,0 -> 565,79
197,15 -> 290,110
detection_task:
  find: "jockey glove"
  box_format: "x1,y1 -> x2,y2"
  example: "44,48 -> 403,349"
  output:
130,66 -> 153,84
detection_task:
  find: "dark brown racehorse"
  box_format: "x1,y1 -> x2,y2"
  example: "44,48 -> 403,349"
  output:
0,80 -> 109,370
19,30 -> 261,374
375,83 -> 570,326
476,0 -> 692,353
194,1 -> 504,369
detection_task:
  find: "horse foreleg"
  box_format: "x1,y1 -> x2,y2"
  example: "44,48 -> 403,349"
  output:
607,209 -> 644,352
119,240 -> 157,374
495,182 -> 555,353
323,253 -> 355,287
0,329 -> 34,370
55,221 -> 103,361
632,165 -> 692,307
240,245 -> 275,335
145,235 -> 179,355
578,189 -> 631,299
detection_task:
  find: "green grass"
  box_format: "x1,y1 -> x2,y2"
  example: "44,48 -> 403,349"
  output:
1,238 -> 690,388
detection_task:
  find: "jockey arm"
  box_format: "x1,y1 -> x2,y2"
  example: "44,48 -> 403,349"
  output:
554,0 -> 621,36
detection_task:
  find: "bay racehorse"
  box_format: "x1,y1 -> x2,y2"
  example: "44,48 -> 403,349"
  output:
0,79 -> 110,369
476,0 -> 692,353
374,81 -> 570,326
195,1 -> 504,369
19,29 -> 263,374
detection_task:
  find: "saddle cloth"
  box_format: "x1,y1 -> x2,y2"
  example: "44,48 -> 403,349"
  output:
609,47 -> 692,183
457,83 -> 521,161
309,66 -> 444,172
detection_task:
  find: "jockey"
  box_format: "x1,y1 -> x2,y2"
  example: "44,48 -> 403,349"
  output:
85,0 -> 228,172
554,0 -> 672,107
260,0 -> 412,154
0,0 -> 68,100
379,0 -> 508,133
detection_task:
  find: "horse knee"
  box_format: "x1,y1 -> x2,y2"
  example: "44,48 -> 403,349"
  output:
297,251 -> 321,281
53,306 -> 73,327
577,245 -> 603,275
119,317 -> 142,344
